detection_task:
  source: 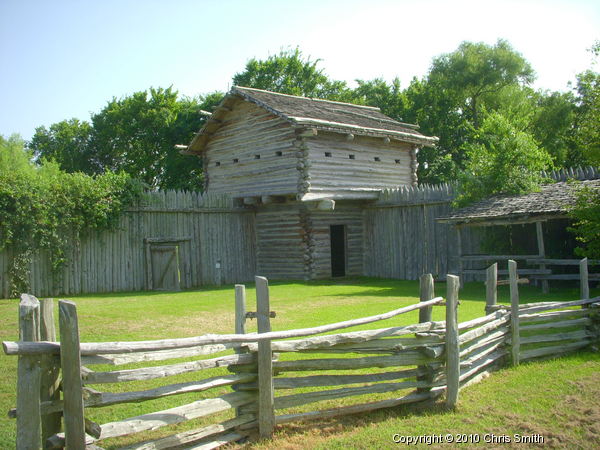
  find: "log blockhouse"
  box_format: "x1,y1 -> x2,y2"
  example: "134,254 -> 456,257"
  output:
184,87 -> 438,280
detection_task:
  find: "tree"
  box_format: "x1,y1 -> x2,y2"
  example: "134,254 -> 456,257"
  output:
455,112 -> 553,206
232,48 -> 351,100
569,185 -> 600,258
30,119 -> 95,172
573,70 -> 600,166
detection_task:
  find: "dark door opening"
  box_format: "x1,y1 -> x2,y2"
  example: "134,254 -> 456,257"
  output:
330,225 -> 346,277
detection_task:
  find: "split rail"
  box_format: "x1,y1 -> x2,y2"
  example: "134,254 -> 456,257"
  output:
3,267 -> 599,449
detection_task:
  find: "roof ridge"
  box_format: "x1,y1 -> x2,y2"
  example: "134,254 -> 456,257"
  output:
232,86 -> 382,112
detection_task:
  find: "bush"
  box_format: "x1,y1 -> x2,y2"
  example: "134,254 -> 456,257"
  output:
0,134 -> 143,295
568,183 -> 600,259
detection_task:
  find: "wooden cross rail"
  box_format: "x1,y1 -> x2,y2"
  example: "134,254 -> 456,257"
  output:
245,311 -> 277,319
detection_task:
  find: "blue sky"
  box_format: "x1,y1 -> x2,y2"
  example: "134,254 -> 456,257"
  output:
1,0 -> 598,140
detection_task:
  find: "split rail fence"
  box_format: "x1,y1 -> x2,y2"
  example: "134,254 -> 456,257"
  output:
3,266 -> 599,449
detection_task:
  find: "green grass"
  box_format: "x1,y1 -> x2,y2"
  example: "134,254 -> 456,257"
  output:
0,277 -> 597,448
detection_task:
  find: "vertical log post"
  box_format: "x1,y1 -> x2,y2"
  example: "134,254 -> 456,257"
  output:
59,300 -> 86,448
16,294 -> 42,450
536,222 -> 549,294
418,274 -> 434,394
509,260 -> 520,366
580,258 -> 589,300
40,299 -> 62,442
485,263 -> 498,315
445,275 -> 460,409
255,276 -> 274,438
233,284 -> 247,418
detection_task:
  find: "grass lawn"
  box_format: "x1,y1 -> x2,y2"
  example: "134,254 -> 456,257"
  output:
0,277 -> 598,448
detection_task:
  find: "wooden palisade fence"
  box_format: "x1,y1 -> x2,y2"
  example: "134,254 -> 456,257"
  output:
3,266 -> 599,449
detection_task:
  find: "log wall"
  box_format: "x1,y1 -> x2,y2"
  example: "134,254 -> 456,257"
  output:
204,101 -> 299,196
0,191 -> 256,298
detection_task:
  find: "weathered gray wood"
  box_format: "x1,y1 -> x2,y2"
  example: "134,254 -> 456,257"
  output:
458,310 -> 510,332
181,432 -> 246,450
255,276 -> 274,439
517,296 -> 600,314
520,308 -> 591,322
509,260 -> 520,366
96,391 -> 255,440
39,298 -> 61,443
119,415 -> 254,450
485,263 -> 497,314
270,369 -> 422,389
273,352 -> 441,372
274,390 -> 437,425
520,340 -> 593,360
81,343 -> 238,366
234,284 -> 247,335
520,329 -> 592,345
419,274 -> 434,322
16,294 -> 42,450
82,353 -> 256,384
580,258 -> 589,300
272,380 -> 440,410
460,329 -> 508,358
460,338 -> 507,368
459,254 -> 540,261
527,258 -> 600,266
445,274 -> 460,408
459,349 -> 506,382
58,300 -> 86,448
520,317 -> 592,331
458,314 -> 510,345
536,222 -> 549,293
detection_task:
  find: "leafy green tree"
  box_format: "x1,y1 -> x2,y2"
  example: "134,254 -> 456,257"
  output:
232,48 -> 351,100
573,70 -> 600,165
455,112 -> 553,206
30,119 -> 95,172
569,185 -> 600,258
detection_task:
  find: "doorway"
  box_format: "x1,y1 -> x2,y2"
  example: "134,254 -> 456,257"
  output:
330,225 -> 346,277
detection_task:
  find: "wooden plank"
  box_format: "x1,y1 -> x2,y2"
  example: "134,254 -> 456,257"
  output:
39,298 -> 61,443
16,294 -> 42,450
270,369 -> 422,389
460,254 -> 540,261
234,284 -> 246,335
580,258 -> 589,300
273,352 -> 441,372
520,308 -> 591,323
97,391 -> 255,440
520,329 -> 592,345
520,340 -> 593,360
58,300 -> 86,448
274,390 -> 437,425
536,221 -> 549,293
485,263 -> 497,314
533,274 -> 600,281
527,258 -> 600,266
460,328 -> 508,358
517,297 -> 600,314
256,276 -> 274,439
119,415 -> 254,450
509,260 -> 520,366
520,317 -> 592,331
445,274 -> 460,409
82,353 -> 256,384
272,380 -> 440,410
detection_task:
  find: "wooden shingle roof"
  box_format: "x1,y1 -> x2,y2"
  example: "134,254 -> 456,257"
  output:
437,179 -> 600,226
186,87 -> 438,153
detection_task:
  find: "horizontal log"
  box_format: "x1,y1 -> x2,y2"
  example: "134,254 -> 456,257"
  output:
184,432 -> 246,450
459,349 -> 506,382
81,343 -> 239,366
273,352 -> 441,372
271,369 -> 422,390
519,329 -> 593,345
520,340 -> 593,360
83,353 -> 256,384
532,274 -> 600,280
272,381 -> 440,410
460,339 -> 507,368
459,254 -> 541,261
458,310 -> 509,331
119,414 -> 254,450
460,369 -> 492,390
519,317 -> 592,332
42,374 -> 256,414
97,391 -> 255,440
520,308 -> 592,323
462,269 -> 551,275
460,330 -> 508,358
458,316 -> 511,345
273,391 -> 439,425
526,258 -> 600,266
245,336 -> 444,354
517,297 -> 600,315
3,298 -> 444,356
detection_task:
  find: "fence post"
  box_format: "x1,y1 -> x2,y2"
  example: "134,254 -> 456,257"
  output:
235,285 -> 247,336
485,263 -> 498,315
16,294 -> 42,450
40,298 -> 62,443
580,258 -> 589,300
508,260 -> 520,366
59,300 -> 86,448
255,276 -> 274,438
418,274 -> 434,394
445,275 -> 460,409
